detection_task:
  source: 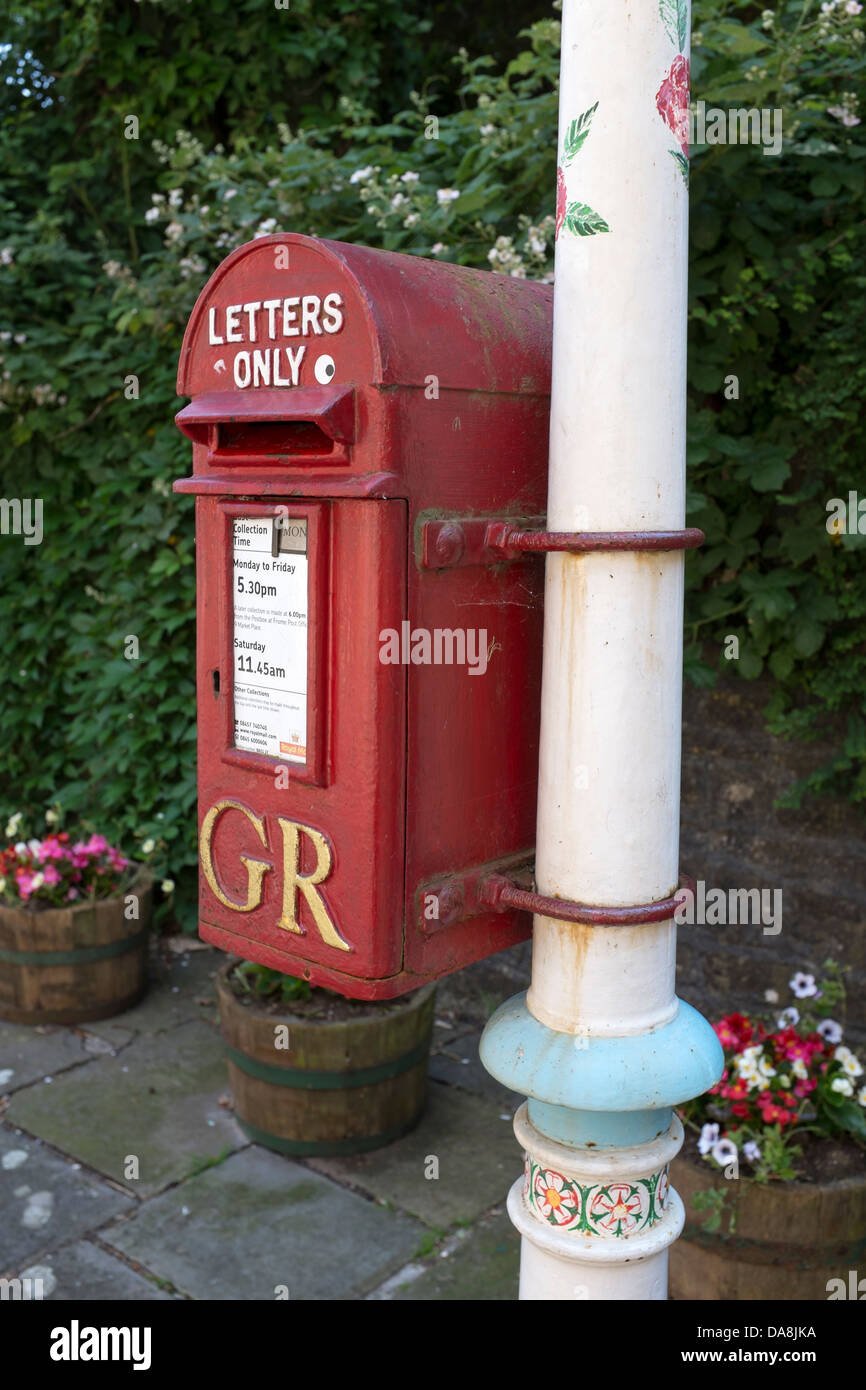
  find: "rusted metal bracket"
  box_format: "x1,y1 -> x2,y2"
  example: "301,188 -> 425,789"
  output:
420,518 -> 704,569
419,856 -> 695,932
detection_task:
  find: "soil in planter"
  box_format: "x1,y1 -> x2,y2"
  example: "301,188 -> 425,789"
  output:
225,965 -> 425,1022
784,1131 -> 864,1183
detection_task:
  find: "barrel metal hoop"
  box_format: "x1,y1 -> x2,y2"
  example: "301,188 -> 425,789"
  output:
222,1035 -> 431,1090
0,926 -> 150,967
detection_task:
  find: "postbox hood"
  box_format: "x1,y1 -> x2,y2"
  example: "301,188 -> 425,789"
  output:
176,233 -> 552,401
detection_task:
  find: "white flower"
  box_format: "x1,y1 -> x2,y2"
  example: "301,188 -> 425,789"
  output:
480,123 -> 496,137
0,247 -> 14,266
161,879 -> 175,895
14,841 -> 28,855
430,243 -> 448,255
841,1054 -> 864,1078
778,1007 -> 799,1028
831,1076 -> 854,1096
818,1019 -> 843,1044
758,1056 -> 777,1080
143,207 -> 161,224
761,7 -> 775,25
529,235 -> 546,255
792,1058 -> 809,1080
778,1074 -> 792,1089
13,334 -> 26,344
164,221 -> 184,244
168,188 -> 183,208
5,813 -> 22,837
400,171 -> 420,184
222,188 -> 238,200
711,1138 -> 738,1167
349,166 -> 375,185
30,872 -> 44,891
743,1140 -> 762,1162
827,105 -> 861,126
404,213 -> 420,228
254,218 -> 277,238
27,839 -> 40,854
763,988 -> 779,1004
789,972 -> 817,998
698,1122 -> 719,1155
858,1086 -> 866,1107
846,0 -> 863,10
436,188 -> 461,205
141,838 -> 155,855
390,193 -> 407,210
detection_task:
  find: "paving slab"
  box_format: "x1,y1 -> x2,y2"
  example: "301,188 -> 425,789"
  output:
102,1146 -> 424,1301
308,1081 -> 520,1227
378,1209 -> 519,1300
429,1029 -> 523,1107
92,948 -> 222,1038
0,1022 -> 94,1094
13,1240 -> 179,1300
0,1123 -> 134,1272
7,1020 -> 243,1197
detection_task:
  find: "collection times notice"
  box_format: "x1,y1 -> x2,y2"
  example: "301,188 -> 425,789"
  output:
231,517 -> 308,762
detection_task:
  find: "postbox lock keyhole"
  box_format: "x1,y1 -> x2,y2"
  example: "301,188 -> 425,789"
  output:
314,355 -> 336,384
212,669 -> 220,698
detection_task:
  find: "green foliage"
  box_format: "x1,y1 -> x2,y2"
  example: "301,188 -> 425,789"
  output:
692,1186 -> 737,1235
231,960 -> 314,1004
0,1 -> 864,933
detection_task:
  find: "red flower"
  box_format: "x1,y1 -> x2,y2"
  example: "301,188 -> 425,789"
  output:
555,166 -> 567,241
731,1103 -> 750,1119
759,1101 -> 792,1127
656,55 -> 690,157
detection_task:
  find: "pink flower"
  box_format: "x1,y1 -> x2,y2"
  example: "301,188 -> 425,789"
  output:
656,55 -> 690,157
42,864 -> 61,886
86,834 -> 109,853
66,888 -> 79,901
555,166 -> 567,241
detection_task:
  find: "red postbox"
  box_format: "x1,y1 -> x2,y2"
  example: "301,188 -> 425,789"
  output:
174,233 -> 552,998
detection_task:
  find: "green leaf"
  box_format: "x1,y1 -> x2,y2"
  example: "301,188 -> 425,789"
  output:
738,648 -> 764,680
793,621 -> 826,658
670,150 -> 689,187
659,0 -> 688,52
562,201 -> 610,236
562,103 -> 599,164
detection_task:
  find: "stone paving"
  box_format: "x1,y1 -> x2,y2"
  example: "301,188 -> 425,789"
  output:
0,939 -> 530,1301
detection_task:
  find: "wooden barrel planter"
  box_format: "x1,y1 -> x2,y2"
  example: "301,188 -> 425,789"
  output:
670,1148 -> 866,1300
217,964 -> 436,1156
0,875 -> 152,1025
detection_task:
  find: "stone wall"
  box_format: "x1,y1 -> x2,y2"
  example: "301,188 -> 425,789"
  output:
678,675 -> 866,1034
454,673 -> 866,1039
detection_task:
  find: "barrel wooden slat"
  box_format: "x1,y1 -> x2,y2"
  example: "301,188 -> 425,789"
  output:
0,876 -> 152,1025
217,965 -> 435,1155
670,1150 -> 866,1300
